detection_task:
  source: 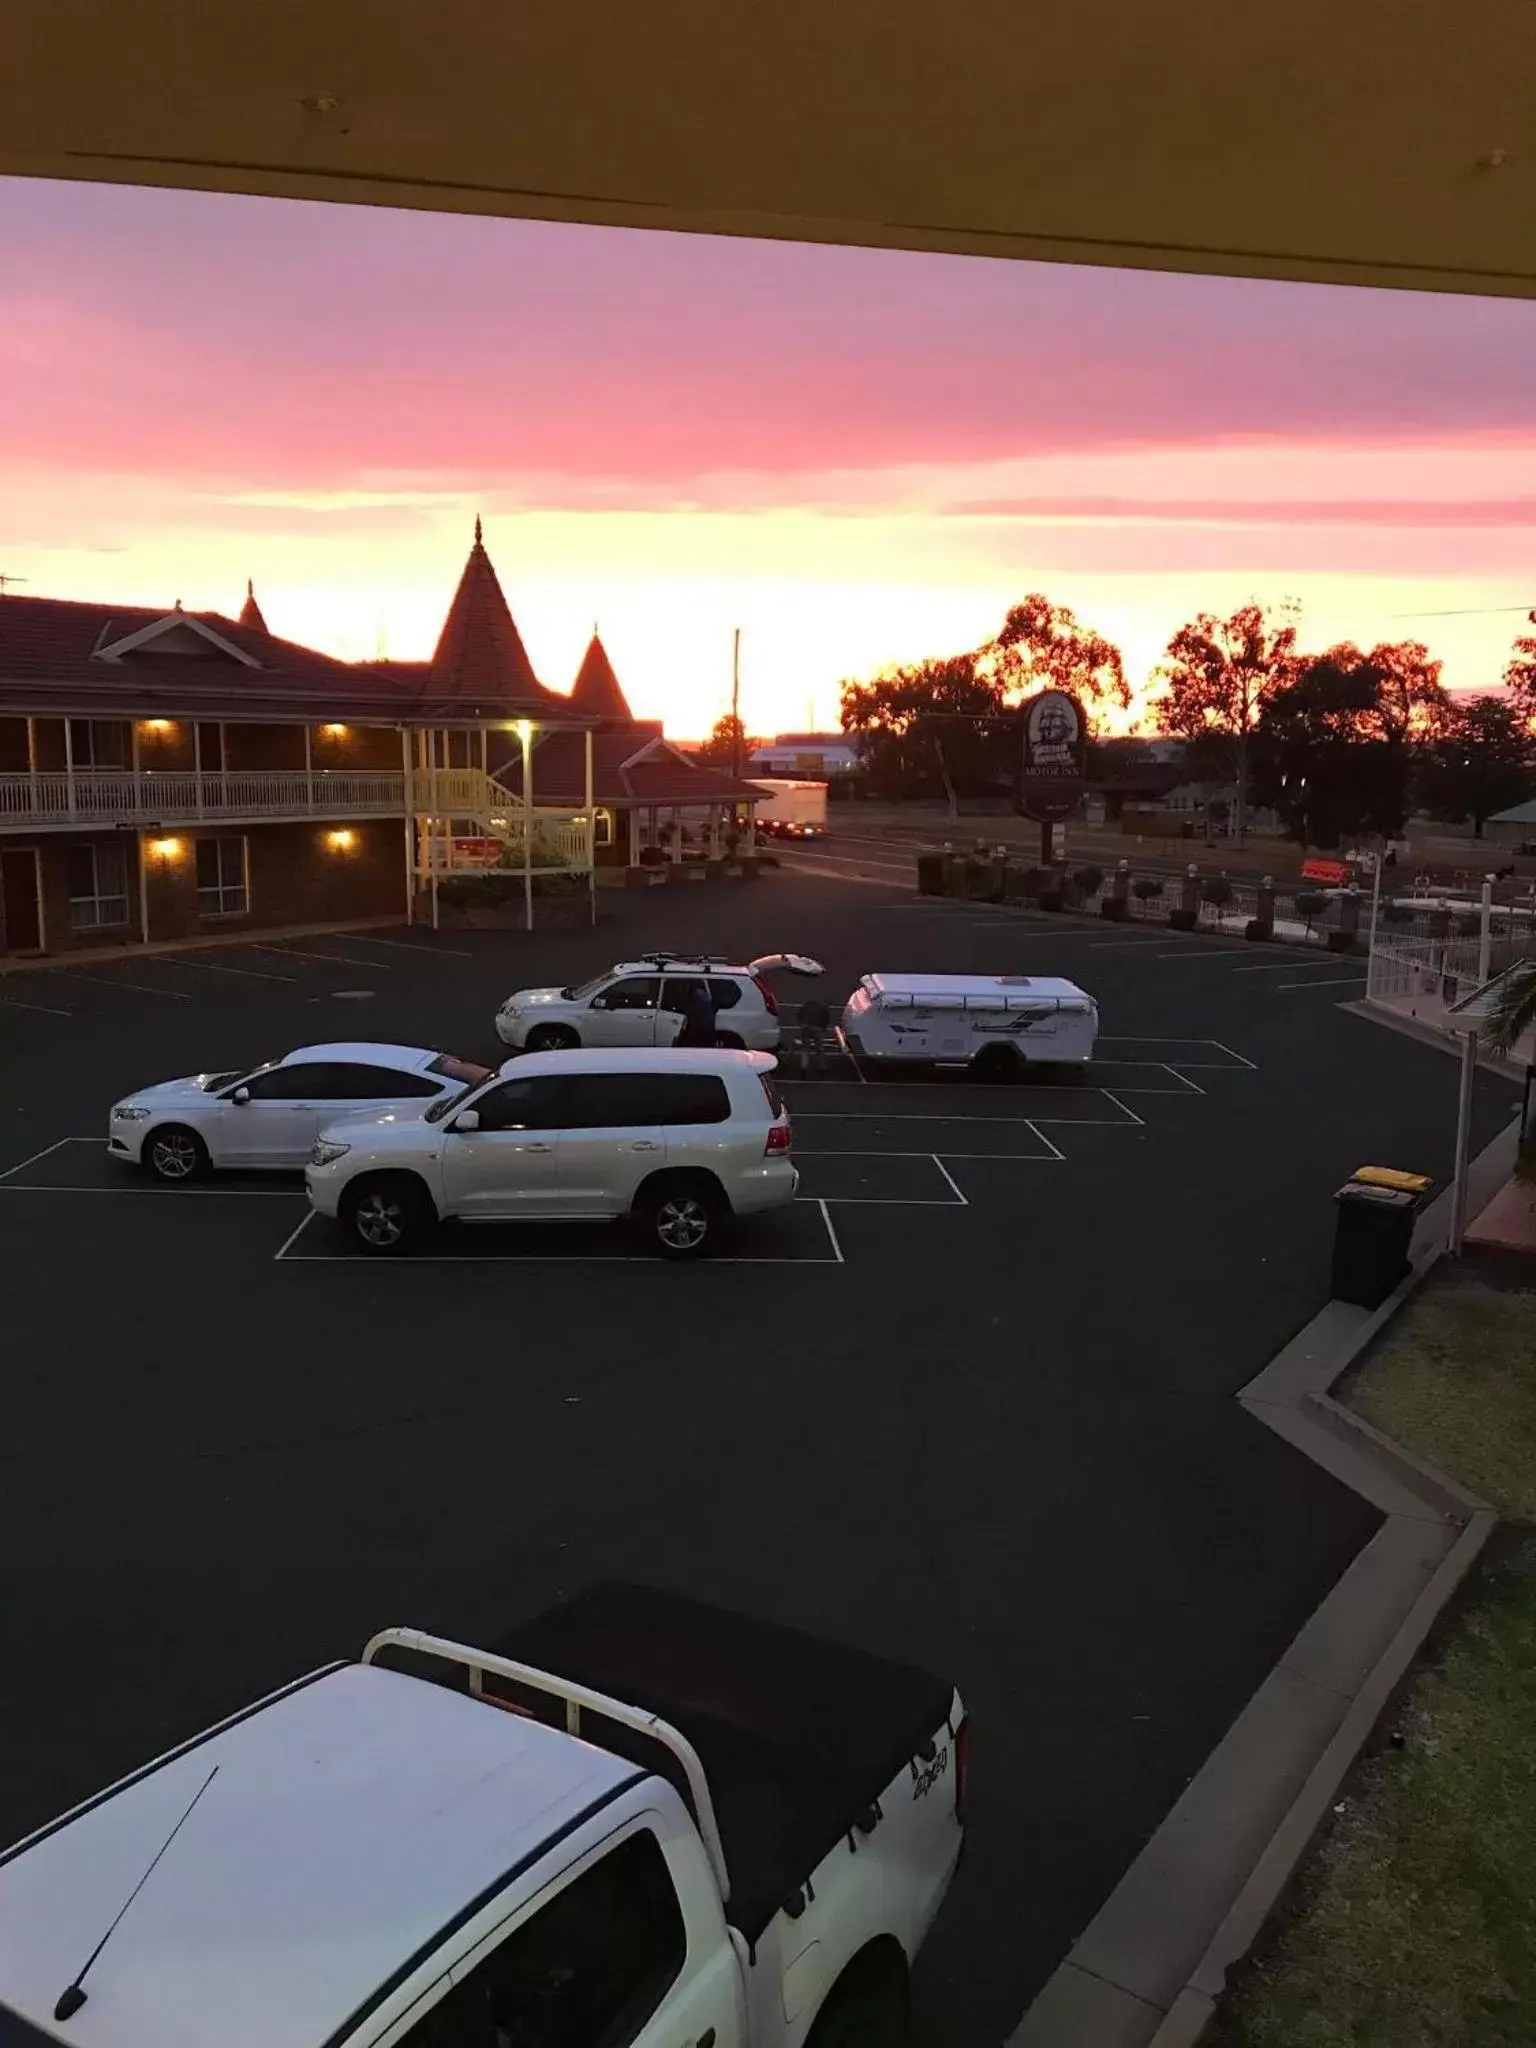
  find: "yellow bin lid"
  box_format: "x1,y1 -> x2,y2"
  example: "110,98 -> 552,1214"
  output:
1353,1165 -> 1431,1193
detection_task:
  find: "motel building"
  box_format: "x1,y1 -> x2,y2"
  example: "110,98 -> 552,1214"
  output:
0,527 -> 764,959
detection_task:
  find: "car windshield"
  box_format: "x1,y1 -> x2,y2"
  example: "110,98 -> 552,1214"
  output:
427,1053 -> 493,1085
560,972 -> 612,1001
198,1068 -> 248,1092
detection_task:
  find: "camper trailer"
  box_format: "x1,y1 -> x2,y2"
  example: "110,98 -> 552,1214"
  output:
841,971 -> 1098,1077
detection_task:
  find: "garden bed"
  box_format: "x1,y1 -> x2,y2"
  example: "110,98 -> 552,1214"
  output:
1213,1266 -> 1536,2047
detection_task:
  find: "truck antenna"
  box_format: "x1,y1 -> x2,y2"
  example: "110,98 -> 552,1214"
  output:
51,1763 -> 220,2023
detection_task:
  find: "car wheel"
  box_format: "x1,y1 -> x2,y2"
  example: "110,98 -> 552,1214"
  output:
342,1174 -> 431,1256
714,1030 -> 745,1050
639,1175 -> 728,1260
143,1125 -> 210,1183
525,1024 -> 581,1053
804,1949 -> 911,2048
970,1043 -> 1021,1084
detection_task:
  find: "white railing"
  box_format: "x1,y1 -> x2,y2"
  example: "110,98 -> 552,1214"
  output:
0,768 -> 410,826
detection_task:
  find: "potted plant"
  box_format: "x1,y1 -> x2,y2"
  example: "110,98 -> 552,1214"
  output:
1131,875 -> 1166,916
917,849 -> 945,895
1072,864 -> 1104,908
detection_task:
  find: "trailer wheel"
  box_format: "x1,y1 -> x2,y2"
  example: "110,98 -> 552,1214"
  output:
970,1042 -> 1021,1084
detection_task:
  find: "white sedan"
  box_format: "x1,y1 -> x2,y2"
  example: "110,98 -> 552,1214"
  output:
108,1042 -> 493,1181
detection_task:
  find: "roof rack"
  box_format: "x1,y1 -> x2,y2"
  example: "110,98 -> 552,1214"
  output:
361,1627 -> 731,1898
636,951 -> 733,968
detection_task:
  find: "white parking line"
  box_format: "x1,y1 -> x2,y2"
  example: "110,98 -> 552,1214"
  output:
250,944 -> 393,969
1275,975 -> 1368,992
50,971 -> 193,1001
273,1210 -> 320,1260
0,994 -> 73,1016
154,955 -> 298,982
1097,1090 -> 1145,1127
333,934 -> 475,959
1025,1122 -> 1065,1160
1229,956 -> 1339,974
816,1199 -> 846,1262
1153,947 -> 1254,960
0,1137 -> 81,1182
931,1156 -> 969,1205
1207,1039 -> 1259,1069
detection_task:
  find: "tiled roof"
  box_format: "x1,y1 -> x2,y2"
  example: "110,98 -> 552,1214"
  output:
428,521 -> 562,712
0,592 -> 580,725
569,632 -> 632,721
238,580 -> 269,633
492,727 -> 767,807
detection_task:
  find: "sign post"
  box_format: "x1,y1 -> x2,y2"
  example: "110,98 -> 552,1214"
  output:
1013,691 -> 1086,863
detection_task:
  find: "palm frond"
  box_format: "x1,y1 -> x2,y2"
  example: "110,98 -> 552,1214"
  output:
1482,957 -> 1536,1054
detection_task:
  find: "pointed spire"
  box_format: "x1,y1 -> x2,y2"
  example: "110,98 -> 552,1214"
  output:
428,524 -> 556,707
570,629 -> 632,722
238,578 -> 269,634
474,514 -> 484,545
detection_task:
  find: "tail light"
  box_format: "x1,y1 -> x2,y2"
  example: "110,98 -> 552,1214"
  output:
752,975 -> 779,1015
953,1716 -> 972,1825
764,1120 -> 792,1156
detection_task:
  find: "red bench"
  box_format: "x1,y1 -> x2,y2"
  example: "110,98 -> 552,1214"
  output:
1300,858 -> 1351,886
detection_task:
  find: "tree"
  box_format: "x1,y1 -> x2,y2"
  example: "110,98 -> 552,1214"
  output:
695,714 -> 753,770
1416,695 -> 1536,837
1153,602 -> 1299,843
1503,611 -> 1536,728
839,651 -> 1007,803
1250,652 -> 1411,847
1357,639 -> 1449,743
987,594 -> 1130,721
1485,958 -> 1536,1056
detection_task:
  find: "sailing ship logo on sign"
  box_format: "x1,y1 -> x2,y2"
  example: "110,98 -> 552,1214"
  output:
1025,693 -> 1080,772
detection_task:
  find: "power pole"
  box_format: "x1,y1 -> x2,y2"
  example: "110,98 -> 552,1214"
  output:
0,573 -> 30,595
730,627 -> 742,777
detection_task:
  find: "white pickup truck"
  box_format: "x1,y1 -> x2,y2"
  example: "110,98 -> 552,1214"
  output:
0,1583 -> 967,2048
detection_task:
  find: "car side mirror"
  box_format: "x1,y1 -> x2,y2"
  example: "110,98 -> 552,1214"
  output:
589,995 -> 608,1009
232,1086 -> 250,1105
453,1109 -> 481,1133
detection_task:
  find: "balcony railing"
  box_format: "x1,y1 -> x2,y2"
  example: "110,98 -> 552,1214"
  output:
0,768 -> 412,827
0,766 -> 555,829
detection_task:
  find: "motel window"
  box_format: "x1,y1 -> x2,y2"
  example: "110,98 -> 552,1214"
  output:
196,836 -> 248,917
66,719 -> 130,769
66,843 -> 130,932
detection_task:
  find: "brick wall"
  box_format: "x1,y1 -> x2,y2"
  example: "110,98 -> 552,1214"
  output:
141,819 -> 405,940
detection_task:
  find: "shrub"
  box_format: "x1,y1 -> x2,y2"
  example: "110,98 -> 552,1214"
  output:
1132,876 -> 1165,904
916,850 -> 945,895
1020,866 -> 1053,898
1199,878 -> 1234,910
1072,864 -> 1105,897
1381,899 -> 1415,926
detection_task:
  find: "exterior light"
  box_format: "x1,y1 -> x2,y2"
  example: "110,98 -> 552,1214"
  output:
322,723 -> 348,739
149,836 -> 182,860
326,828 -> 356,852
515,719 -> 533,743
141,719 -> 173,735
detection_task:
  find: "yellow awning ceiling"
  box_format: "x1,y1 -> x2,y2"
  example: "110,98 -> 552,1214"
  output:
4,1 -> 1533,298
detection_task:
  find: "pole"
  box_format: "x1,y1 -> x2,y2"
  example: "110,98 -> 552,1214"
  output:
521,722 -> 534,933
401,726 -> 414,926
1366,849 -> 1384,999
1478,873 -> 1494,985
1448,1029 -> 1478,1254
584,727 -> 596,927
136,833 -> 150,949
730,628 -> 741,778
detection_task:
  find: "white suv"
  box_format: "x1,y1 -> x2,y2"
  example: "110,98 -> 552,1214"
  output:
305,1047 -> 796,1259
494,951 -> 822,1053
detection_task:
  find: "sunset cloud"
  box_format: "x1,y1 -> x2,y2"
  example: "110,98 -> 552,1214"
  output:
3,174 -> 1535,731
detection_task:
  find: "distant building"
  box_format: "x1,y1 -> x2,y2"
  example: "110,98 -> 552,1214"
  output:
748,732 -> 861,778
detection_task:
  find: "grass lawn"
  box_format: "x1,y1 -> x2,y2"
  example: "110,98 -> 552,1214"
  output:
1214,1265 -> 1536,2048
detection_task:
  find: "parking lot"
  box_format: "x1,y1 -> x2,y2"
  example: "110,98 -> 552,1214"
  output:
0,876 -> 1518,2045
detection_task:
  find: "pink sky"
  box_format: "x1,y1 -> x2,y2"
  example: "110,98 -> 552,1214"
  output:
3,176 -> 1535,735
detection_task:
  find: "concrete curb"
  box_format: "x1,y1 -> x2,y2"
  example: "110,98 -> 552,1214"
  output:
1007,1111 -> 1519,2048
